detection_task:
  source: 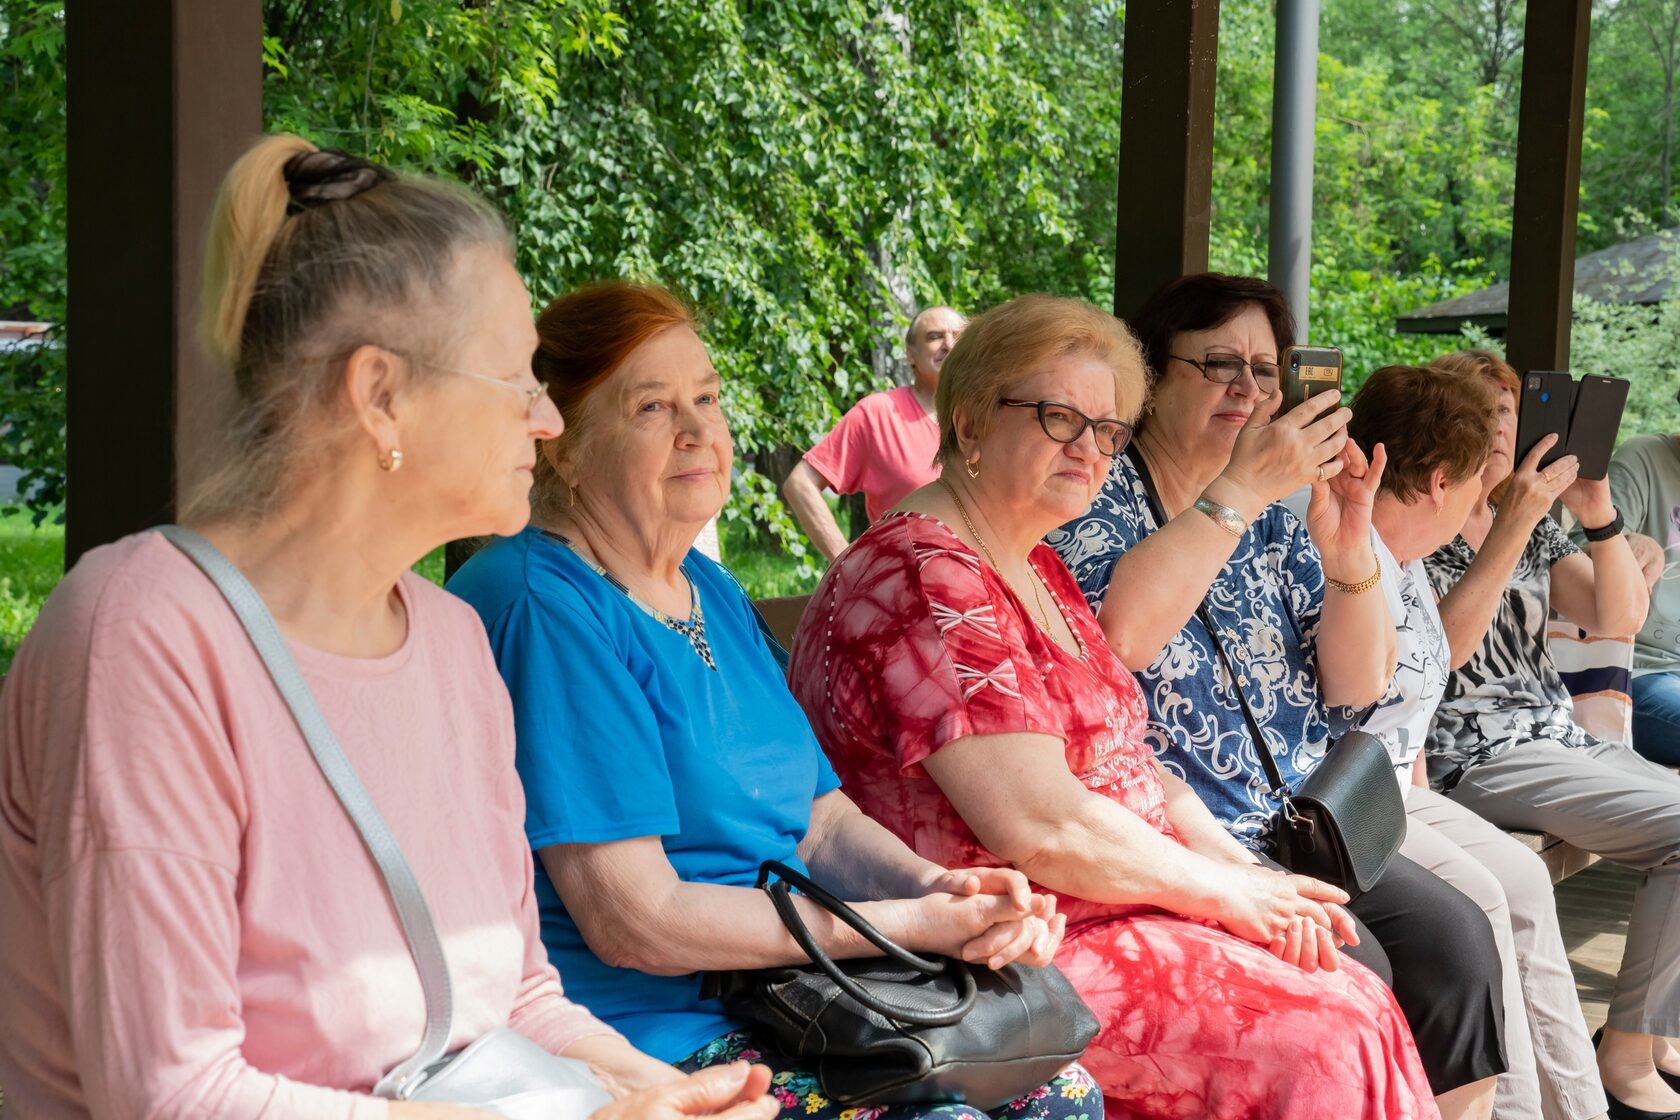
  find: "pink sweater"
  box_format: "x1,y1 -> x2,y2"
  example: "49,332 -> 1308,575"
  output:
0,533 -> 619,1119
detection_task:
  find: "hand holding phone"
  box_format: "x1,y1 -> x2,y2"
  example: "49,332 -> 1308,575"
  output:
1280,345 -> 1344,415
1515,370 -> 1629,481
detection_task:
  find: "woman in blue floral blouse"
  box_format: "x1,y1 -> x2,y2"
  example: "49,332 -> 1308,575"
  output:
1046,273 -> 1506,1120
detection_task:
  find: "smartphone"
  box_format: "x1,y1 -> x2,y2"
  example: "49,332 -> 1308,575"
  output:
1515,370 -> 1574,470
1280,345 -> 1344,414
1564,373 -> 1630,481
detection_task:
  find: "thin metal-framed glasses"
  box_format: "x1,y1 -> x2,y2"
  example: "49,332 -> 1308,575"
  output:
298,346 -> 550,417
1170,354 -> 1280,387
389,347 -> 549,417
998,399 -> 1134,458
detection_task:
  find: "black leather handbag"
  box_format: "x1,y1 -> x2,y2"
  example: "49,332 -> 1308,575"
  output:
699,862 -> 1099,1110
1127,449 -> 1406,900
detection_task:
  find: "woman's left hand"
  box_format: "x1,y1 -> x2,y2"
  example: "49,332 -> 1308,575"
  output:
1560,474 -> 1617,530
1305,439 -> 1387,574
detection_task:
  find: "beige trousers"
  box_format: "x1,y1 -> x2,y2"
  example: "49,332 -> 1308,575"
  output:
1401,785 -> 1607,1120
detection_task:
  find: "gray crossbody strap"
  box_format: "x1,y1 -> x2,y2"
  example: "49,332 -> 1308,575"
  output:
159,526 -> 454,1094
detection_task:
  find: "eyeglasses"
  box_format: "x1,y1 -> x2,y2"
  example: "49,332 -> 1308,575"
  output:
387,347 -> 549,418
1170,354 -> 1280,387
998,399 -> 1134,457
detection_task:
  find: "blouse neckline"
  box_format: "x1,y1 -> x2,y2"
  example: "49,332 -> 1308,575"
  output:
877,510 -> 1089,662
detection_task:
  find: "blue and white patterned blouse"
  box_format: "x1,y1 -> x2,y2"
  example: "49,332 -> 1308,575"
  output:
1046,452 -> 1333,851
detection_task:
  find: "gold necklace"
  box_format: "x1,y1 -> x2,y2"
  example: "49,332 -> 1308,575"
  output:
938,476 -> 1054,633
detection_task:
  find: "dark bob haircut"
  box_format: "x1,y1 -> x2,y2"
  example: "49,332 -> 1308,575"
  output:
1130,272 -> 1297,389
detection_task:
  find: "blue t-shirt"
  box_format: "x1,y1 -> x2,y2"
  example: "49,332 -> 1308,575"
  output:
1046,452 -> 1332,851
446,527 -> 840,1062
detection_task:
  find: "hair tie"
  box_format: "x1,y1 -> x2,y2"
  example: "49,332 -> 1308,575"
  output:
282,148 -> 393,215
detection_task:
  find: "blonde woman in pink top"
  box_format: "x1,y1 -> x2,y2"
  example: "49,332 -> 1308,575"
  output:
0,135 -> 775,1120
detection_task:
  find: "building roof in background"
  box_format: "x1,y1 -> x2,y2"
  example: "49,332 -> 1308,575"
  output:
1396,230 -> 1678,335
0,322 -> 52,349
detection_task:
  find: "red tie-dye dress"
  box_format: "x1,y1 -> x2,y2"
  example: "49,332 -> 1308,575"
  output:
787,513 -> 1440,1120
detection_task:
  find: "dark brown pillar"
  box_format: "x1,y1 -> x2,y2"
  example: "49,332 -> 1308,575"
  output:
1113,0 -> 1221,322
1505,0 -> 1592,374
65,0 -> 262,565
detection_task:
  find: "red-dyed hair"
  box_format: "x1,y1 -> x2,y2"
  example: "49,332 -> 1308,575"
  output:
531,281 -> 695,512
1430,348 -> 1520,505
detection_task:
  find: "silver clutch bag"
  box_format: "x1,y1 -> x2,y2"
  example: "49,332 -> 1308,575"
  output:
163,527 -> 614,1120
401,1029 -> 613,1119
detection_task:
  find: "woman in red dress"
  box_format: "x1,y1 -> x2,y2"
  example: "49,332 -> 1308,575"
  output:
787,295 -> 1440,1120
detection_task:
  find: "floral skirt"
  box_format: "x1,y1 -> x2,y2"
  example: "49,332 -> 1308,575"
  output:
678,1027 -> 1102,1119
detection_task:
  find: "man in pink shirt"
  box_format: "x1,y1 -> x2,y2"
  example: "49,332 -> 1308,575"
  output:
782,305 -> 966,561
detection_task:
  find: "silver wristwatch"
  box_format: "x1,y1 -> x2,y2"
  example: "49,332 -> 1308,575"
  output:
1193,496 -> 1248,538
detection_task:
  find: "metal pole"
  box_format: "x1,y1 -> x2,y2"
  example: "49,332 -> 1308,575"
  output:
1268,0 -> 1319,340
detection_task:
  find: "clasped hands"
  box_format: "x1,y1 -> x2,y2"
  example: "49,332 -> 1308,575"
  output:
1214,860 -> 1361,974
910,864 -> 1068,970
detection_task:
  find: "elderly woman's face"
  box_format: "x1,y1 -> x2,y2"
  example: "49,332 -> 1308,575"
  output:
1149,303 -> 1280,459
574,324 -> 732,530
401,246 -> 561,540
1483,384 -> 1517,483
973,349 -> 1118,531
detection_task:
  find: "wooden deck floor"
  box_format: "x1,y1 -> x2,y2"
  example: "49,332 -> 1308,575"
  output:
1558,860 -> 1642,1031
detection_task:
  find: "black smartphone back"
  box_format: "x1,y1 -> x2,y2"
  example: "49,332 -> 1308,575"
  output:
1280,345 -> 1344,414
1515,370 -> 1574,469
1565,374 -> 1630,481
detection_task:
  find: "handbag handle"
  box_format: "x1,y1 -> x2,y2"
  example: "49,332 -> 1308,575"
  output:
756,860 -> 978,1027
1123,450 -> 1294,800
158,526 -> 454,1096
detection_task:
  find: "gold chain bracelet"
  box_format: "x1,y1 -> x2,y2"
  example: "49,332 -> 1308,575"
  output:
1324,556 -> 1382,595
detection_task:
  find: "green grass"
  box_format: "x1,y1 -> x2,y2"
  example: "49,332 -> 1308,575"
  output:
0,509 -> 66,678
719,496 -> 859,600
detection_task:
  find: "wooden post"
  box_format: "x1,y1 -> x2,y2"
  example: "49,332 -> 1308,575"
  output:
65,0 -> 262,565
1113,0 -> 1221,322
1505,0 -> 1592,374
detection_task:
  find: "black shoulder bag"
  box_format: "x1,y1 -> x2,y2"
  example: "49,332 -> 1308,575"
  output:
700,861 -> 1099,1110
1126,449 -> 1405,899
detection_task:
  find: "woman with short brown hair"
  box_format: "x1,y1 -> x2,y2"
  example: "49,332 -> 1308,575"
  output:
1422,349 -> 1680,1119
1347,363 -> 1610,1120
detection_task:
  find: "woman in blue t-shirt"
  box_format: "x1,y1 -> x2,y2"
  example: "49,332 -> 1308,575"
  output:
448,281 -> 1100,1120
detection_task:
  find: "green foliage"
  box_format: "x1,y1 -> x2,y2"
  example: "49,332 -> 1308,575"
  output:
0,1 -> 66,523
7,0 -> 1680,600
1555,234 -> 1680,440
0,507 -> 63,677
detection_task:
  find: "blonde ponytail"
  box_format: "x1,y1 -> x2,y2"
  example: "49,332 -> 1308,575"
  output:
199,133 -> 318,369
184,132 -> 509,524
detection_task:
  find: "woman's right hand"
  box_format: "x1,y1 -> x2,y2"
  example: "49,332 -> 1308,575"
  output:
1204,862 -> 1358,973
1496,434 -> 1577,533
1213,390 -> 1352,514
883,889 -> 1068,970
591,1061 -> 778,1119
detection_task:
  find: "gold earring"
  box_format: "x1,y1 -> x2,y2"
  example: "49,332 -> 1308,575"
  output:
379,448 -> 403,472
965,457 -> 980,479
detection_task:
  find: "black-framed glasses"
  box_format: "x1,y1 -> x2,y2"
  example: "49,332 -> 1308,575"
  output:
1170,353 -> 1280,387
998,399 -> 1134,457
